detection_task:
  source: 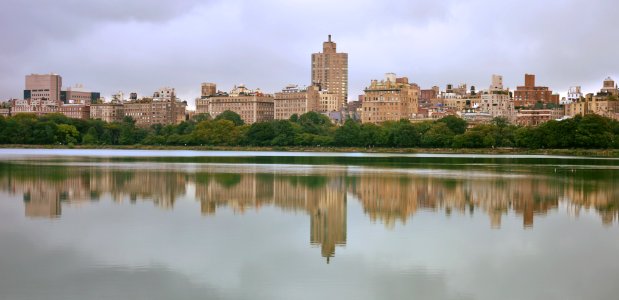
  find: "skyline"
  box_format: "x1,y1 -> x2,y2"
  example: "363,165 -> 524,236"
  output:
2,0 -> 619,107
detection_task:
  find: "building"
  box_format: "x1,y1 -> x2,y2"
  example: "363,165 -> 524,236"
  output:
451,84 -> 468,97
273,84 -> 320,120
319,91 -> 341,112
600,77 -> 619,96
564,86 -> 583,104
311,35 -> 348,108
361,73 -> 419,124
480,91 -> 514,120
175,101 -> 188,123
346,99 -> 362,113
565,78 -> 619,120
124,87 -> 186,127
443,96 -> 482,112
514,74 -> 560,108
201,83 -> 217,98
420,87 -> 439,102
90,102 -> 125,123
61,84 -> 100,105
58,104 -> 90,120
24,73 -> 62,104
516,109 -> 556,126
196,84 -> 274,124
111,91 -> 125,102
17,74 -> 100,120
490,74 -> 503,92
0,105 -> 10,117
11,98 -> 59,116
479,75 -> 515,121
566,93 -> 619,121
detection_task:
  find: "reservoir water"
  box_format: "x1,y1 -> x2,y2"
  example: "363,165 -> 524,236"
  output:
1,149 -> 618,300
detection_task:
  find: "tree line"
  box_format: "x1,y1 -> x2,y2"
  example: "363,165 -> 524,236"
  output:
1,111 -> 619,149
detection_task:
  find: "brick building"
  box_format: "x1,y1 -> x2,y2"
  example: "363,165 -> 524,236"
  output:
514,74 -> 559,108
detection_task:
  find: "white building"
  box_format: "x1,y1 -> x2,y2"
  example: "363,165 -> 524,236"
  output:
563,86 -> 582,105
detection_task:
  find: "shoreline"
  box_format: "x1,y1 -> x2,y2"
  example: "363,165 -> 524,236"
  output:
1,145 -> 618,157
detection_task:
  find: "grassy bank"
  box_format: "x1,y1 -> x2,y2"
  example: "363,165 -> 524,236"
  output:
1,144 -> 619,157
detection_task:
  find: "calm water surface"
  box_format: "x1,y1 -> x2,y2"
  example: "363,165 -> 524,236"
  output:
1,149 -> 618,300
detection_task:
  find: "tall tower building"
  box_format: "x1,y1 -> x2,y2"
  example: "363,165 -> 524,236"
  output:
311,35 -> 348,111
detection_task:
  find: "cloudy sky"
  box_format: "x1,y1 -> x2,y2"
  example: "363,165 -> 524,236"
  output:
1,0 -> 618,107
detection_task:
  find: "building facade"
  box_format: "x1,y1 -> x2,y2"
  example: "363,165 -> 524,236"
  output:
124,87 -> 185,127
90,103 -> 125,123
124,99 -> 185,127
311,35 -> 348,109
58,104 -> 90,120
565,93 -> 619,121
11,99 -> 59,116
61,84 -> 100,105
273,85 -> 320,120
565,79 -> 619,120
319,91 -> 341,113
516,109 -> 555,126
197,85 -> 274,124
361,73 -> 419,124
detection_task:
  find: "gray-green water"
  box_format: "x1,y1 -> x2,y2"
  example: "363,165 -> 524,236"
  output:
1,149 -> 618,300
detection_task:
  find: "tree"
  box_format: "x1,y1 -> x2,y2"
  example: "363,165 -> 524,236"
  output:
289,114 -> 299,123
437,115 -> 468,135
214,110 -> 244,126
56,124 -> 79,145
244,122 -> 276,146
82,127 -> 99,145
334,119 -> 362,146
193,119 -> 240,145
360,123 -> 387,147
192,113 -> 211,123
298,111 -> 332,135
271,120 -> 299,146
574,114 -> 613,148
387,120 -> 420,148
515,127 -> 544,149
421,122 -> 454,148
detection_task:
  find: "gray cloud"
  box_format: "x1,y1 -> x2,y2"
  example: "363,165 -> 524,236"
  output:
0,0 -> 618,106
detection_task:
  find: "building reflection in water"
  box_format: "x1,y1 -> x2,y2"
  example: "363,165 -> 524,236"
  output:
195,172 -> 347,262
1,164 -> 618,260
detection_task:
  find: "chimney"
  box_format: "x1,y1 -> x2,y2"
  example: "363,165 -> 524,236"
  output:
328,34 -> 331,42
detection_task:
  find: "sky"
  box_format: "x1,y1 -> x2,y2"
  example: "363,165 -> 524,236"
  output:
1,0 -> 618,108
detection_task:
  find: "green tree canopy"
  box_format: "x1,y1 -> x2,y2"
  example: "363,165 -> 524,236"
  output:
437,115 -> 468,135
214,110 -> 244,126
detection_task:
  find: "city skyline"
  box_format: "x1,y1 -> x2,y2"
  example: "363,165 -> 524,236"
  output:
1,0 -> 618,107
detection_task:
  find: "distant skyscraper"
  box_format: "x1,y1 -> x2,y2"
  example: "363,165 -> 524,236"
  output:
311,35 -> 348,110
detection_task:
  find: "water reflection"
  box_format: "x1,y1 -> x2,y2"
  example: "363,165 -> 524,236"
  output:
1,162 -> 618,261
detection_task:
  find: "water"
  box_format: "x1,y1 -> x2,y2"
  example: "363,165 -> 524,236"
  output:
1,149 -> 618,300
